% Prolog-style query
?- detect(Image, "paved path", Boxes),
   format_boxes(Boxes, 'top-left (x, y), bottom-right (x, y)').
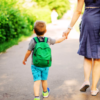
top-left (0, 19), bottom-right (100, 100)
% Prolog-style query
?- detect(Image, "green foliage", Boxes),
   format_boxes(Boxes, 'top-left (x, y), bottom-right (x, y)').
top-left (0, 0), bottom-right (70, 52)
top-left (82, 4), bottom-right (85, 14)
top-left (33, 8), bottom-right (51, 23)
top-left (0, 0), bottom-right (34, 44)
top-left (33, 0), bottom-right (70, 18)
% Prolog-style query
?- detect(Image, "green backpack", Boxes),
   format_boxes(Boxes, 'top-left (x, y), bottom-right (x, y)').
top-left (33, 37), bottom-right (52, 67)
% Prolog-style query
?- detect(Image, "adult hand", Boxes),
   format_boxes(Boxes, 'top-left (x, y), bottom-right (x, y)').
top-left (62, 28), bottom-right (71, 38)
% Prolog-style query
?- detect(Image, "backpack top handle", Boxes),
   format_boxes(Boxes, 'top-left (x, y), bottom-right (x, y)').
top-left (33, 37), bottom-right (48, 43)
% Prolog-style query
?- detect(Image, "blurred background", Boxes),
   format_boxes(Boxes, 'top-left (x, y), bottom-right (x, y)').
top-left (2, 1), bottom-right (98, 100)
top-left (0, 0), bottom-right (83, 53)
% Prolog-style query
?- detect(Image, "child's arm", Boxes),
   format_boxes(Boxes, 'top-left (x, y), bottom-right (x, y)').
top-left (55, 36), bottom-right (66, 44)
top-left (23, 50), bottom-right (32, 65)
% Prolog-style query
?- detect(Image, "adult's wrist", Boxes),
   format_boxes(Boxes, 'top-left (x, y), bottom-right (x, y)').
top-left (68, 25), bottom-right (73, 30)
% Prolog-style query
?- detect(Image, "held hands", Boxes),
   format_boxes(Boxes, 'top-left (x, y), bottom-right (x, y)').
top-left (62, 28), bottom-right (71, 38)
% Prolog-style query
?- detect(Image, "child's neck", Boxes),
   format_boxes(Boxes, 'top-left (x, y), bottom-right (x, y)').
top-left (37, 35), bottom-right (44, 37)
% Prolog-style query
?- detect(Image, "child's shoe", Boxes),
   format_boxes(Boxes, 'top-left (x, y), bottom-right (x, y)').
top-left (42, 87), bottom-right (50, 98)
top-left (34, 97), bottom-right (40, 100)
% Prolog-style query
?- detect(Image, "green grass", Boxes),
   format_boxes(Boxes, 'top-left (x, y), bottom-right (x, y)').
top-left (0, 32), bottom-right (33, 53)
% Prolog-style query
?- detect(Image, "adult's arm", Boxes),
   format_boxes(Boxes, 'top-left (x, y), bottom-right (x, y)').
top-left (63, 0), bottom-right (84, 37)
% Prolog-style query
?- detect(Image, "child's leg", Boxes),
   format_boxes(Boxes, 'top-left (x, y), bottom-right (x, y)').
top-left (42, 80), bottom-right (50, 98)
top-left (33, 80), bottom-right (41, 96)
top-left (41, 67), bottom-right (50, 98)
top-left (41, 80), bottom-right (48, 92)
top-left (41, 67), bottom-right (49, 92)
top-left (31, 65), bottom-right (41, 98)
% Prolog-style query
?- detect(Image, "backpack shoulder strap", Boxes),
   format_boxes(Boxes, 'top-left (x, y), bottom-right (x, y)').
top-left (33, 37), bottom-right (39, 43)
top-left (44, 37), bottom-right (48, 43)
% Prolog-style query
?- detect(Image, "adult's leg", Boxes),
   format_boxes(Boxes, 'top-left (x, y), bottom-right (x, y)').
top-left (33, 80), bottom-right (41, 96)
top-left (80, 57), bottom-right (92, 92)
top-left (91, 59), bottom-right (100, 91)
top-left (84, 57), bottom-right (92, 82)
top-left (41, 80), bottom-right (48, 92)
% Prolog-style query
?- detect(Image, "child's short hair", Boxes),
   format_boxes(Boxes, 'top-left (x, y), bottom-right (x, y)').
top-left (34, 21), bottom-right (46, 36)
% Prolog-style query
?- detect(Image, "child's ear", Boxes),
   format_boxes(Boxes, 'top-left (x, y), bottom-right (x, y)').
top-left (45, 30), bottom-right (47, 33)
top-left (33, 30), bottom-right (36, 34)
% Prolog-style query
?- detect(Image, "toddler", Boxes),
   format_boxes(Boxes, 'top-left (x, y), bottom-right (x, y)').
top-left (23, 21), bottom-right (66, 100)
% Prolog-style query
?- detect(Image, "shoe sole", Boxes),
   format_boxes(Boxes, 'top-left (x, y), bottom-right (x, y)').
top-left (80, 85), bottom-right (89, 92)
top-left (43, 95), bottom-right (49, 98)
top-left (43, 92), bottom-right (50, 98)
top-left (43, 88), bottom-right (50, 98)
top-left (91, 91), bottom-right (99, 96)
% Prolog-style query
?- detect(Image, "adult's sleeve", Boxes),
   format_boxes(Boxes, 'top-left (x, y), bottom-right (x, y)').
top-left (28, 39), bottom-right (35, 51)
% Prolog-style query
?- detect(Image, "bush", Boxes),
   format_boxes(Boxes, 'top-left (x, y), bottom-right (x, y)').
top-left (0, 8), bottom-right (34, 43)
top-left (0, 0), bottom-right (36, 52)
top-left (0, 0), bottom-right (70, 52)
top-left (0, 0), bottom-right (35, 42)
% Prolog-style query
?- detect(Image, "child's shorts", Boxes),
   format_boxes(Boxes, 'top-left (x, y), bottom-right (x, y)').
top-left (31, 65), bottom-right (49, 82)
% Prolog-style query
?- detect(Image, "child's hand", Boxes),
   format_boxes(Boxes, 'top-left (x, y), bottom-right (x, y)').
top-left (64, 35), bottom-right (67, 39)
top-left (23, 60), bottom-right (27, 65)
top-left (62, 33), bottom-right (68, 39)
top-left (23, 50), bottom-right (31, 65)
top-left (62, 35), bottom-right (67, 39)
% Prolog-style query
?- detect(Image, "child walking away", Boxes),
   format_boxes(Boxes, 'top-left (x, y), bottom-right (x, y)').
top-left (23, 21), bottom-right (66, 100)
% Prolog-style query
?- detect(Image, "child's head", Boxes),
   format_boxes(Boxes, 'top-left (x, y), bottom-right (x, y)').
top-left (34, 21), bottom-right (46, 36)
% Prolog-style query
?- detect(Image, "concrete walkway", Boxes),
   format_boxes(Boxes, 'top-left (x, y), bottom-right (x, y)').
top-left (0, 19), bottom-right (100, 100)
